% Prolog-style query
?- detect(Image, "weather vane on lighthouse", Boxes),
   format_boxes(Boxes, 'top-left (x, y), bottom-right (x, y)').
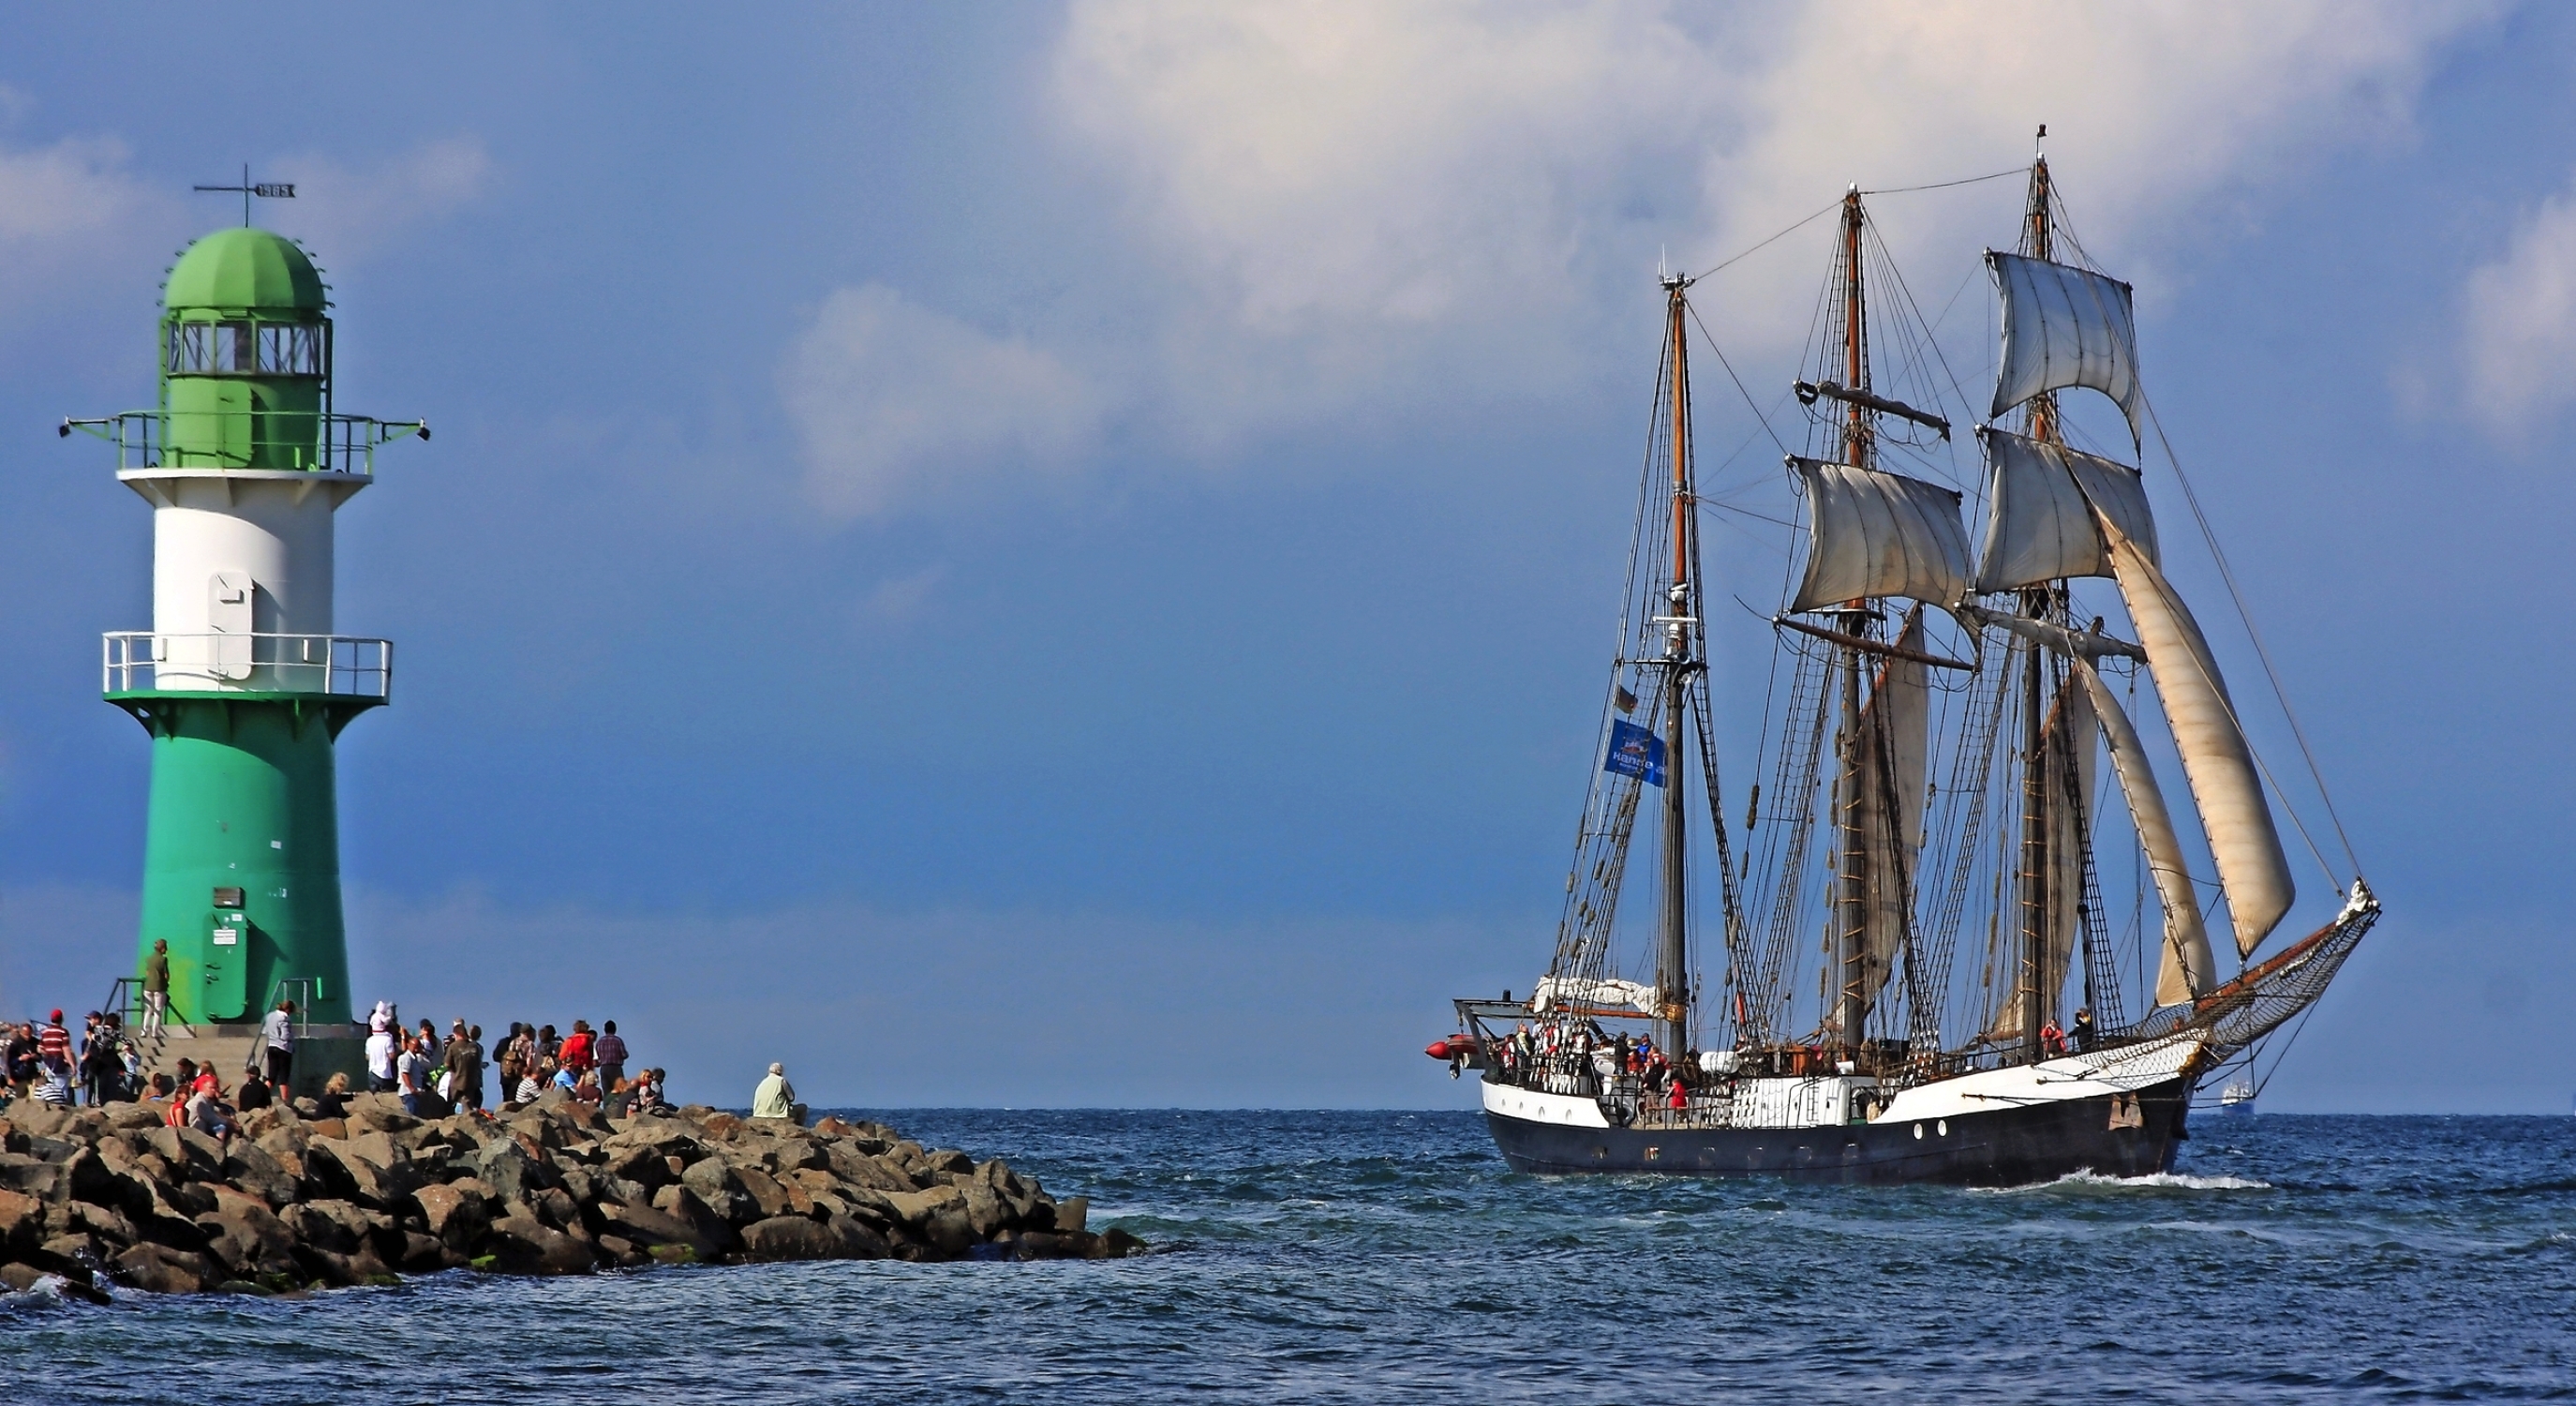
top-left (192, 164), bottom-right (296, 226)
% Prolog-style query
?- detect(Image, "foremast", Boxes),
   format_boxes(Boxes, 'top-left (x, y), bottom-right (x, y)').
top-left (1830, 187), bottom-right (1874, 1059)
top-left (2014, 153), bottom-right (2060, 1066)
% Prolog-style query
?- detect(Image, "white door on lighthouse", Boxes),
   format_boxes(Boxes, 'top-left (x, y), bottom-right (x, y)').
top-left (208, 571), bottom-right (254, 681)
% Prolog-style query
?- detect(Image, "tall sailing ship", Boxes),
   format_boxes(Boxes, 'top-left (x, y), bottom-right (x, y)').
top-left (1431, 153), bottom-right (2375, 1184)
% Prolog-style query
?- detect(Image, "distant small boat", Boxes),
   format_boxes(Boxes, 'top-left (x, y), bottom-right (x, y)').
top-left (2217, 1080), bottom-right (2256, 1116)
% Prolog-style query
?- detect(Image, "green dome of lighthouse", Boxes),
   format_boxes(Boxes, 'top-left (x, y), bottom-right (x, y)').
top-left (163, 228), bottom-right (325, 315)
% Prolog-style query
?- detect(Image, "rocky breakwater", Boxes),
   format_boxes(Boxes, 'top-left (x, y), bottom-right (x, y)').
top-left (0, 1094), bottom-right (1142, 1297)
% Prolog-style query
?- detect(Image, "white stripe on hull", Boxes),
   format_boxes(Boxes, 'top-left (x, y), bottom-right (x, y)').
top-left (1480, 1032), bottom-right (2205, 1133)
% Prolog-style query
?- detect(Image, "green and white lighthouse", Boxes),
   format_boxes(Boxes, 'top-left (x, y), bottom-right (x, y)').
top-left (67, 222), bottom-right (423, 1072)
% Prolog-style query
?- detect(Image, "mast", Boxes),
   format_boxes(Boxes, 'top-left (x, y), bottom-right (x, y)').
top-left (1657, 270), bottom-right (1694, 1057)
top-left (2016, 148), bottom-right (2055, 1064)
top-left (1833, 187), bottom-right (1872, 1054)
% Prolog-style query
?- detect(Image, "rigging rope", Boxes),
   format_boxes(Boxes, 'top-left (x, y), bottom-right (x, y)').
top-left (1860, 165), bottom-right (2032, 196)
top-left (1686, 303), bottom-right (1789, 457)
top-left (1692, 198), bottom-right (1842, 281)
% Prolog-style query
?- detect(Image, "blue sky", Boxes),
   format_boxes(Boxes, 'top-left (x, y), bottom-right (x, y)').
top-left (1, 3), bottom-right (2571, 1110)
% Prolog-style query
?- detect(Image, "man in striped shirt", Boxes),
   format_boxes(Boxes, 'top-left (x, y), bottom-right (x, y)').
top-left (36, 1010), bottom-right (73, 1107)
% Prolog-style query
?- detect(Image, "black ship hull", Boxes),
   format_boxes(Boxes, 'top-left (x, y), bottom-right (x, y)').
top-left (1485, 1074), bottom-right (2193, 1186)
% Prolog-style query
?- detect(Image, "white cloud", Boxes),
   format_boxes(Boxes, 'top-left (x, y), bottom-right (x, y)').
top-left (1052, 0), bottom-right (2494, 427)
top-left (787, 2), bottom-right (2490, 516)
top-left (2459, 172), bottom-right (2576, 437)
top-left (782, 283), bottom-right (1106, 518)
top-left (267, 137), bottom-right (493, 266)
top-left (0, 131), bottom-right (174, 322)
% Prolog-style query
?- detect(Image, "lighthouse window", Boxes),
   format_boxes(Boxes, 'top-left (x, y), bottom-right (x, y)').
top-left (168, 321), bottom-right (250, 373)
top-left (164, 321), bottom-right (322, 375)
top-left (256, 323), bottom-right (323, 374)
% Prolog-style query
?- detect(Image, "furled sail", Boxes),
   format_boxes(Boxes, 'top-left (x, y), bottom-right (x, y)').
top-left (1848, 613), bottom-right (1932, 1014)
top-left (1531, 976), bottom-right (1660, 1015)
top-left (1957, 602), bottom-right (2143, 661)
top-left (1985, 672), bottom-right (2096, 1044)
top-left (1988, 252), bottom-right (2144, 444)
top-left (2070, 660), bottom-right (2215, 1005)
top-left (2097, 516), bottom-right (2295, 956)
top-left (1973, 429), bottom-right (2159, 592)
top-left (1790, 457), bottom-right (1972, 613)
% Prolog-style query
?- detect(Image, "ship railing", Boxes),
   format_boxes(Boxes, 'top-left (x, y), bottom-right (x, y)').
top-left (104, 632), bottom-right (393, 698)
top-left (59, 411), bottom-right (426, 476)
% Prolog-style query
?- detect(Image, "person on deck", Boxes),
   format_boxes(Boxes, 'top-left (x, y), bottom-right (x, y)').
top-left (752, 1062), bottom-right (798, 1122)
top-left (2039, 1017), bottom-right (2067, 1057)
top-left (2071, 1008), bottom-right (2098, 1054)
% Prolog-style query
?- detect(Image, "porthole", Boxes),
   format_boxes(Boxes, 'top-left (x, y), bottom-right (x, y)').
top-left (1913, 1122), bottom-right (1923, 1140)
top-left (1937, 1120), bottom-right (1949, 1135)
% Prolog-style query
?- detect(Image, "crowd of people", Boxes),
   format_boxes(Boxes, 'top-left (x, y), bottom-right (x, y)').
top-left (0, 997), bottom-right (682, 1149)
top-left (4, 1009), bottom-right (142, 1109)
top-left (1492, 1019), bottom-right (1700, 1115)
top-left (354, 1004), bottom-right (674, 1120)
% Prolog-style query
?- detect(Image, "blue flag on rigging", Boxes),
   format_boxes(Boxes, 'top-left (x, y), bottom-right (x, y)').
top-left (1603, 719), bottom-right (1667, 787)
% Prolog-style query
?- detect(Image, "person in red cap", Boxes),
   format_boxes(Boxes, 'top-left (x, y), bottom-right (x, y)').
top-left (36, 1010), bottom-right (73, 1107)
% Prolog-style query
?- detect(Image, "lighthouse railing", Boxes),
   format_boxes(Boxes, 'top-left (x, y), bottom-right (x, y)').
top-left (60, 411), bottom-right (428, 475)
top-left (104, 632), bottom-right (393, 698)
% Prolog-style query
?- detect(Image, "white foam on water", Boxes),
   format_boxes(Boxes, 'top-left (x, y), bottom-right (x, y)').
top-left (1975, 1169), bottom-right (2273, 1194)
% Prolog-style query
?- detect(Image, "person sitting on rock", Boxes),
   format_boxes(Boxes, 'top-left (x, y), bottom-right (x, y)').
top-left (752, 1062), bottom-right (798, 1122)
top-left (628, 1067), bottom-right (669, 1115)
top-left (315, 1070), bottom-right (350, 1120)
top-left (236, 1068), bottom-right (273, 1112)
top-left (186, 1078), bottom-right (235, 1146)
top-left (514, 1062), bottom-right (545, 1108)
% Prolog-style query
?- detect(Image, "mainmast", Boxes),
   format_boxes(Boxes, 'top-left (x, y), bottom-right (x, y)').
top-left (1656, 270), bottom-right (1696, 1057)
top-left (2016, 147), bottom-right (2057, 1064)
top-left (1832, 187), bottom-right (1873, 1054)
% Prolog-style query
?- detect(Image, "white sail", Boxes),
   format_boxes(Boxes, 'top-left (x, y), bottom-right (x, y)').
top-left (1988, 252), bottom-right (2144, 444)
top-left (1791, 458), bottom-right (1972, 613)
top-left (2098, 517), bottom-right (2295, 956)
top-left (2072, 659), bottom-right (2215, 1004)
top-left (1851, 614), bottom-right (1932, 1010)
top-left (1973, 429), bottom-right (2159, 592)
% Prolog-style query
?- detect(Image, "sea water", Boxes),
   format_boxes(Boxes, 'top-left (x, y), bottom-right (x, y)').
top-left (3, 1111), bottom-right (2569, 1402)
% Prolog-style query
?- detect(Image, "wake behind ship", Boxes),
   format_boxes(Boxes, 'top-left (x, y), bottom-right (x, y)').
top-left (1430, 147), bottom-right (2376, 1185)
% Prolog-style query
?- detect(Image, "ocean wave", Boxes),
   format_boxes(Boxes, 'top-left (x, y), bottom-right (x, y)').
top-left (1978, 1169), bottom-right (2274, 1193)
